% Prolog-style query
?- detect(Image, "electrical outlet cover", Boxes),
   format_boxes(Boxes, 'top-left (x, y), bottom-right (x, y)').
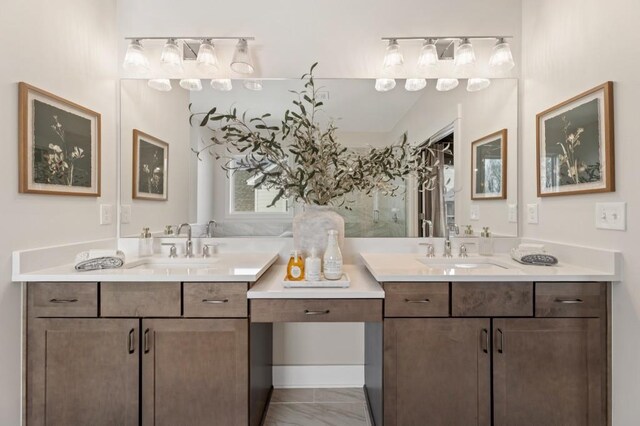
top-left (470, 204), bottom-right (480, 221)
top-left (120, 204), bottom-right (132, 224)
top-left (100, 204), bottom-right (112, 225)
top-left (527, 203), bottom-right (538, 224)
top-left (508, 204), bottom-right (518, 223)
top-left (595, 202), bottom-right (626, 230)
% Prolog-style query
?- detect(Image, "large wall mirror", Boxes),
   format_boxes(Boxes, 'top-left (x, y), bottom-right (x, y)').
top-left (119, 78), bottom-right (518, 238)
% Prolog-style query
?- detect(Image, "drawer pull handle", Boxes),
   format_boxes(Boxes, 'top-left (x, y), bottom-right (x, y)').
top-left (143, 328), bottom-right (150, 354)
top-left (49, 298), bottom-right (78, 304)
top-left (481, 328), bottom-right (489, 353)
top-left (496, 328), bottom-right (504, 354)
top-left (304, 309), bottom-right (330, 315)
top-left (128, 329), bottom-right (135, 354)
top-left (202, 298), bottom-right (229, 304)
top-left (554, 298), bottom-right (584, 304)
top-left (405, 298), bottom-right (430, 303)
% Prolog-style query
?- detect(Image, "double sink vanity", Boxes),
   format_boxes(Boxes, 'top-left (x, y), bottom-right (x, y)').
top-left (13, 239), bottom-right (617, 426)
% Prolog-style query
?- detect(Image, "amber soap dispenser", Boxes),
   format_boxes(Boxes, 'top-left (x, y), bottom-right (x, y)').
top-left (286, 250), bottom-right (305, 281)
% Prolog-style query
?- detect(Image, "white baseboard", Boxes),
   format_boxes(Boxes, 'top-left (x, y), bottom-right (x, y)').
top-left (273, 365), bottom-right (364, 388)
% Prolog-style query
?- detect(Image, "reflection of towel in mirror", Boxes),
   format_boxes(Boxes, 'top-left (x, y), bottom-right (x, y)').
top-left (75, 250), bottom-right (125, 271)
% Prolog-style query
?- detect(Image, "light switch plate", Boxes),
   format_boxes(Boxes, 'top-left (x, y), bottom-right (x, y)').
top-left (527, 203), bottom-right (539, 224)
top-left (470, 204), bottom-right (480, 221)
top-left (100, 204), bottom-right (112, 225)
top-left (120, 205), bottom-right (132, 224)
top-left (595, 202), bottom-right (626, 230)
top-left (508, 204), bottom-right (518, 223)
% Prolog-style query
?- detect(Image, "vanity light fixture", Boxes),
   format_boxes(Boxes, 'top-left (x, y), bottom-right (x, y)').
top-left (405, 78), bottom-right (427, 91)
top-left (179, 79), bottom-right (203, 91)
top-left (489, 37), bottom-right (515, 72)
top-left (147, 78), bottom-right (172, 92)
top-left (383, 39), bottom-right (404, 69)
top-left (467, 78), bottom-right (491, 92)
top-left (230, 38), bottom-right (255, 74)
top-left (211, 78), bottom-right (233, 91)
top-left (417, 38), bottom-right (439, 70)
top-left (196, 39), bottom-right (219, 72)
top-left (454, 38), bottom-right (476, 69)
top-left (122, 39), bottom-right (149, 74)
top-left (436, 78), bottom-right (459, 92)
top-left (160, 38), bottom-right (183, 73)
top-left (243, 80), bottom-right (263, 91)
top-left (375, 78), bottom-right (396, 92)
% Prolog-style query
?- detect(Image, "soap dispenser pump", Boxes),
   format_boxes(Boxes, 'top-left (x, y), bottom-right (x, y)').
top-left (479, 226), bottom-right (494, 256)
top-left (139, 227), bottom-right (154, 257)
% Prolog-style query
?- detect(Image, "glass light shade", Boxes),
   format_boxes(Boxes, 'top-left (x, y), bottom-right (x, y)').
top-left (179, 79), bottom-right (202, 91)
top-left (196, 39), bottom-right (218, 73)
top-left (230, 39), bottom-right (254, 74)
top-left (375, 78), bottom-right (396, 92)
top-left (436, 78), bottom-right (459, 92)
top-left (454, 38), bottom-right (476, 68)
top-left (383, 39), bottom-right (404, 69)
top-left (160, 39), bottom-right (183, 73)
top-left (417, 39), bottom-right (438, 69)
top-left (122, 40), bottom-right (149, 73)
top-left (243, 80), bottom-right (263, 91)
top-left (147, 79), bottom-right (172, 92)
top-left (405, 78), bottom-right (427, 92)
top-left (210, 78), bottom-right (233, 91)
top-left (489, 38), bottom-right (515, 72)
top-left (467, 78), bottom-right (491, 92)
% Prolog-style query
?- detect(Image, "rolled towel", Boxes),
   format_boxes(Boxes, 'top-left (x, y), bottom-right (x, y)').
top-left (75, 250), bottom-right (125, 271)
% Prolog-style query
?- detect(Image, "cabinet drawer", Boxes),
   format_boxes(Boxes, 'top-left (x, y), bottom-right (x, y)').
top-left (101, 282), bottom-right (181, 317)
top-left (183, 283), bottom-right (248, 317)
top-left (28, 282), bottom-right (98, 317)
top-left (452, 282), bottom-right (533, 317)
top-left (384, 282), bottom-right (449, 317)
top-left (250, 299), bottom-right (382, 323)
top-left (535, 282), bottom-right (605, 318)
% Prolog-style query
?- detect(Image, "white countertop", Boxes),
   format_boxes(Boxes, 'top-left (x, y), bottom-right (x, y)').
top-left (14, 253), bottom-right (279, 283)
top-left (248, 264), bottom-right (384, 299)
top-left (360, 253), bottom-right (619, 282)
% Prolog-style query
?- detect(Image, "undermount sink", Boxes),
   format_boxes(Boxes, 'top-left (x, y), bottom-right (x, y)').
top-left (416, 257), bottom-right (510, 271)
top-left (126, 257), bottom-right (220, 270)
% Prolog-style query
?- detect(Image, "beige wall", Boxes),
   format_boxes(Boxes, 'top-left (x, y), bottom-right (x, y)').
top-left (520, 0), bottom-right (640, 422)
top-left (0, 0), bottom-right (118, 423)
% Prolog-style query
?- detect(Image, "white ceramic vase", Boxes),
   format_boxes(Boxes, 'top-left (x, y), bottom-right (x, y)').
top-left (292, 205), bottom-right (345, 255)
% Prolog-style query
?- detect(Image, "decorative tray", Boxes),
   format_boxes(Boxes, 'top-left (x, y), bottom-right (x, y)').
top-left (283, 273), bottom-right (350, 288)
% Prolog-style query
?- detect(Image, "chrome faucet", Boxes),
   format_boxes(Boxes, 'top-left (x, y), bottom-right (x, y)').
top-left (443, 227), bottom-right (453, 258)
top-left (177, 223), bottom-right (194, 258)
top-left (206, 220), bottom-right (217, 238)
top-left (421, 219), bottom-right (434, 238)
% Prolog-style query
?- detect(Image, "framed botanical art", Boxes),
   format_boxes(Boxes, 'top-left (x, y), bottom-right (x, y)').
top-left (537, 82), bottom-right (614, 197)
top-left (132, 129), bottom-right (168, 201)
top-left (19, 83), bottom-right (101, 196)
top-left (471, 129), bottom-right (507, 200)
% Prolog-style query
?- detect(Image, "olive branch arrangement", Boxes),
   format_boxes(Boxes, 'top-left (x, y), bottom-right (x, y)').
top-left (190, 63), bottom-right (446, 207)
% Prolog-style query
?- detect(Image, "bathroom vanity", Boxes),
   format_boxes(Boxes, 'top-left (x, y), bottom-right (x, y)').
top-left (14, 244), bottom-right (617, 426)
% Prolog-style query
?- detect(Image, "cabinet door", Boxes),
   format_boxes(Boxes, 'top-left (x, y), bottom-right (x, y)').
top-left (142, 318), bottom-right (248, 426)
top-left (493, 318), bottom-right (603, 426)
top-left (27, 318), bottom-right (139, 426)
top-left (384, 318), bottom-right (491, 426)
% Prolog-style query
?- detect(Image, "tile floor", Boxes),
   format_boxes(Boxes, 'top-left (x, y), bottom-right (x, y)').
top-left (263, 388), bottom-right (372, 426)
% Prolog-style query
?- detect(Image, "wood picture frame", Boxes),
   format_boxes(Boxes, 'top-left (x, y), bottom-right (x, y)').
top-left (132, 129), bottom-right (169, 201)
top-left (471, 129), bottom-right (508, 200)
top-left (536, 82), bottom-right (615, 197)
top-left (19, 82), bottom-right (101, 196)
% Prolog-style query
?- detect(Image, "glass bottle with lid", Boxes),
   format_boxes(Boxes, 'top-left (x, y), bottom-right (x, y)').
top-left (323, 230), bottom-right (343, 280)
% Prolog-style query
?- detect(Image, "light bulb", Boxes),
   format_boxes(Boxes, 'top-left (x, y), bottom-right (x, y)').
top-left (147, 79), bottom-right (172, 92)
top-left (405, 78), bottom-right (427, 92)
top-left (383, 39), bottom-right (404, 69)
top-left (243, 80), bottom-right (263, 91)
top-left (230, 39), bottom-right (254, 74)
top-left (210, 79), bottom-right (233, 91)
top-left (179, 79), bottom-right (202, 91)
top-left (196, 39), bottom-right (218, 73)
top-left (436, 78), bottom-right (459, 92)
top-left (160, 38), bottom-right (183, 74)
top-left (417, 38), bottom-right (438, 70)
top-left (375, 78), bottom-right (396, 92)
top-left (489, 38), bottom-right (515, 72)
top-left (454, 38), bottom-right (476, 69)
top-left (467, 78), bottom-right (491, 92)
top-left (123, 40), bottom-right (149, 74)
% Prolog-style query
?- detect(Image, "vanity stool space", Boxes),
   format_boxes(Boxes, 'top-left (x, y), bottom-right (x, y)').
top-left (374, 281), bottom-right (610, 426)
top-left (23, 281), bottom-right (258, 426)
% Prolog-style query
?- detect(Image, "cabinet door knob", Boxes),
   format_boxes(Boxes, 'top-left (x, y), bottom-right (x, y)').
top-left (304, 309), bottom-right (330, 315)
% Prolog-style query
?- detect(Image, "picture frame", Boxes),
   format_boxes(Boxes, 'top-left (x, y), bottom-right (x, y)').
top-left (19, 82), bottom-right (101, 196)
top-left (132, 129), bottom-right (169, 201)
top-left (536, 82), bottom-right (614, 197)
top-left (471, 129), bottom-right (507, 200)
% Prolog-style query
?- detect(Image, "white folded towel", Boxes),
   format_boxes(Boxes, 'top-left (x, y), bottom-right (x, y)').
top-left (75, 250), bottom-right (126, 271)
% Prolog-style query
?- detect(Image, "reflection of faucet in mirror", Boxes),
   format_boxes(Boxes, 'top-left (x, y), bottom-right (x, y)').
top-left (206, 220), bottom-right (217, 238)
top-left (177, 223), bottom-right (193, 258)
top-left (421, 219), bottom-right (434, 238)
